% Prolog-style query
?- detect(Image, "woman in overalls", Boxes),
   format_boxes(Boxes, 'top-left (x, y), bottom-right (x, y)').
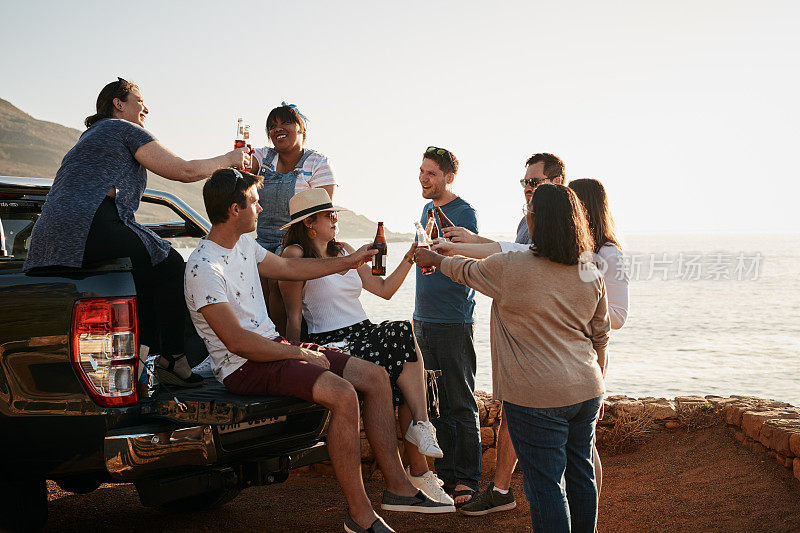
top-left (250, 103), bottom-right (337, 333)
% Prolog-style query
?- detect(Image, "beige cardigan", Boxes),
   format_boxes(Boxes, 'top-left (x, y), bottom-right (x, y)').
top-left (441, 250), bottom-right (609, 408)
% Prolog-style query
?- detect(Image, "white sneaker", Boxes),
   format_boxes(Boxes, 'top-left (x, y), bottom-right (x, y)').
top-left (405, 467), bottom-right (454, 505)
top-left (405, 421), bottom-right (444, 458)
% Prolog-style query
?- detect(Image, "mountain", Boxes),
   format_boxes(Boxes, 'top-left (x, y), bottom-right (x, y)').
top-left (0, 98), bottom-right (411, 241)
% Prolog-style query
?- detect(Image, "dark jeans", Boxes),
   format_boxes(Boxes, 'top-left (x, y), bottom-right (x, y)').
top-left (413, 320), bottom-right (480, 490)
top-left (83, 197), bottom-right (185, 356)
top-left (504, 396), bottom-right (603, 533)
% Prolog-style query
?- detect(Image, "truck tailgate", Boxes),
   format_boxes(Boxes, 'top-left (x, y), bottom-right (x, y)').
top-left (148, 379), bottom-right (325, 426)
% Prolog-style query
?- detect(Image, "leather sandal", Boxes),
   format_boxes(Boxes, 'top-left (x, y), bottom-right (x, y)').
top-left (452, 488), bottom-right (477, 509)
top-left (157, 354), bottom-right (204, 388)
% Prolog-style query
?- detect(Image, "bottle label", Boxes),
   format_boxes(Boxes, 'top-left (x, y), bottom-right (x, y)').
top-left (376, 254), bottom-right (385, 269)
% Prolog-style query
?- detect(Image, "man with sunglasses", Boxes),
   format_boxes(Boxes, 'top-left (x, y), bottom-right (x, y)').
top-left (185, 169), bottom-right (452, 533)
top-left (442, 152), bottom-right (565, 247)
top-left (413, 146), bottom-right (482, 507)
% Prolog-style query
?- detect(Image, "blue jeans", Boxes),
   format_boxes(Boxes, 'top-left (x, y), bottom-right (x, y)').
top-left (413, 320), bottom-right (481, 490)
top-left (504, 396), bottom-right (602, 533)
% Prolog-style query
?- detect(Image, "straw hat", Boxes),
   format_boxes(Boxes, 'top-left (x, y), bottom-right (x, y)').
top-left (280, 188), bottom-right (345, 230)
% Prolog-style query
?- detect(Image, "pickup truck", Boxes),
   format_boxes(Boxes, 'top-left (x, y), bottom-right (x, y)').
top-left (0, 176), bottom-right (330, 531)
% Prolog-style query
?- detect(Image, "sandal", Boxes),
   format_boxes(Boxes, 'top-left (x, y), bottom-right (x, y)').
top-left (157, 354), bottom-right (204, 388)
top-left (452, 488), bottom-right (477, 509)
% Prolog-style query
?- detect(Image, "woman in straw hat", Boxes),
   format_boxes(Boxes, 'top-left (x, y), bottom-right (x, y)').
top-left (279, 188), bottom-right (454, 506)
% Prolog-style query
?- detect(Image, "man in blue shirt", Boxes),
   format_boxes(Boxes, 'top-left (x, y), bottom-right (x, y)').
top-left (413, 146), bottom-right (481, 507)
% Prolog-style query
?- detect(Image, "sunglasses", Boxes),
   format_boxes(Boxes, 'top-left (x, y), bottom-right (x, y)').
top-left (319, 211), bottom-right (338, 222)
top-left (425, 145), bottom-right (456, 163)
top-left (520, 177), bottom-right (552, 188)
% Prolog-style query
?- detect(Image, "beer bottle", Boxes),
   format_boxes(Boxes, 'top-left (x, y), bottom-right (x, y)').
top-left (234, 118), bottom-right (246, 149)
top-left (414, 221), bottom-right (435, 275)
top-left (426, 208), bottom-right (439, 240)
top-left (435, 206), bottom-right (455, 240)
top-left (371, 222), bottom-right (387, 276)
top-left (242, 124), bottom-right (253, 172)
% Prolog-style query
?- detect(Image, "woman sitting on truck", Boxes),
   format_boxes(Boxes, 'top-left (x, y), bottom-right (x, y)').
top-left (278, 188), bottom-right (453, 506)
top-left (23, 77), bottom-right (249, 388)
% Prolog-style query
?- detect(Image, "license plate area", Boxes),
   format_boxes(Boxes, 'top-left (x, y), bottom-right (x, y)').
top-left (217, 415), bottom-right (287, 434)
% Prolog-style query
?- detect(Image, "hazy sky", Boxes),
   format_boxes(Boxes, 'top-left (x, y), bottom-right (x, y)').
top-left (2, 0), bottom-right (798, 235)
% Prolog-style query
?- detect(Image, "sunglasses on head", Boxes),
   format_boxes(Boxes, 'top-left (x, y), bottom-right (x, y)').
top-left (425, 145), bottom-right (456, 161)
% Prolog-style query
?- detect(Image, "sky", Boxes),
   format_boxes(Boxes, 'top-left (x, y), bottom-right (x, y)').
top-left (1, 0), bottom-right (798, 235)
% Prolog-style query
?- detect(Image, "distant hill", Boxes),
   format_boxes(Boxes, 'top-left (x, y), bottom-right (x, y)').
top-left (0, 98), bottom-right (411, 241)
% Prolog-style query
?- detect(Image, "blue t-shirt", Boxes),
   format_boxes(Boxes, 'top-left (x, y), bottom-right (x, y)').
top-left (413, 196), bottom-right (478, 324)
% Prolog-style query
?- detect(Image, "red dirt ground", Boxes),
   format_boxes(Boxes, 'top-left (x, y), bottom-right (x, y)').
top-left (45, 421), bottom-right (800, 532)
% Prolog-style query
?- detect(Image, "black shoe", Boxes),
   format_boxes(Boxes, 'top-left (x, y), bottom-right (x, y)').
top-left (157, 354), bottom-right (204, 388)
top-left (344, 514), bottom-right (395, 533)
top-left (380, 490), bottom-right (455, 513)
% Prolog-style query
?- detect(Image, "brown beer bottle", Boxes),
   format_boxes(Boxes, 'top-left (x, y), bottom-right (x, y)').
top-left (426, 208), bottom-right (439, 240)
top-left (435, 206), bottom-right (455, 240)
top-left (371, 222), bottom-right (387, 276)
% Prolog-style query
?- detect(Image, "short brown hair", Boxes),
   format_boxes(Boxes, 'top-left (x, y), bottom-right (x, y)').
top-left (203, 169), bottom-right (263, 224)
top-left (423, 147), bottom-right (459, 176)
top-left (529, 183), bottom-right (594, 265)
top-left (85, 78), bottom-right (140, 128)
top-left (525, 153), bottom-right (565, 180)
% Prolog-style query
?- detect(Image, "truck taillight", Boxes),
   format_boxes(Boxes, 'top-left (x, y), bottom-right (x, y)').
top-left (71, 298), bottom-right (139, 407)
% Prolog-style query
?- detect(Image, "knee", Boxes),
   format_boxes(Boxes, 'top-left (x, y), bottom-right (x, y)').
top-left (324, 381), bottom-right (359, 413)
top-left (363, 363), bottom-right (390, 394)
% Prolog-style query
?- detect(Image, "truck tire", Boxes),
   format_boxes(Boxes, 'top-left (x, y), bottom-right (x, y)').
top-left (55, 475), bottom-right (102, 495)
top-left (0, 471), bottom-right (48, 531)
top-left (159, 487), bottom-right (241, 512)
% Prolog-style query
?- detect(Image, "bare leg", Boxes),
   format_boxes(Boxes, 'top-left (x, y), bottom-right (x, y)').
top-left (343, 358), bottom-right (417, 497)
top-left (398, 403), bottom-right (430, 477)
top-left (266, 279), bottom-right (287, 338)
top-left (493, 409), bottom-right (518, 491)
top-left (395, 357), bottom-right (429, 423)
top-left (311, 372), bottom-right (376, 528)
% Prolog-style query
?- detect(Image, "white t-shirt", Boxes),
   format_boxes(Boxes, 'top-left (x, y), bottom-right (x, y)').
top-left (184, 235), bottom-right (278, 382)
top-left (498, 241), bottom-right (629, 330)
top-left (252, 147), bottom-right (336, 193)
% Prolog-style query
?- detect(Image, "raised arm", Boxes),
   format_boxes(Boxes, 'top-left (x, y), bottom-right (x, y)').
top-left (258, 243), bottom-right (377, 281)
top-left (200, 302), bottom-right (329, 368)
top-left (441, 226), bottom-right (494, 244)
top-left (414, 247), bottom-right (504, 300)
top-left (432, 238), bottom-right (502, 259)
top-left (355, 242), bottom-right (417, 300)
top-left (135, 141), bottom-right (249, 183)
top-left (278, 245), bottom-right (306, 342)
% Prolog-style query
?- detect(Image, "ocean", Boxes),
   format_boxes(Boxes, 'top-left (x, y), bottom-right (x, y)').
top-left (182, 233), bottom-right (800, 405)
top-left (355, 233), bottom-right (800, 405)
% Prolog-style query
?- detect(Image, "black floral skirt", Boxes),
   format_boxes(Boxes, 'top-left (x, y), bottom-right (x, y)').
top-left (307, 320), bottom-right (417, 406)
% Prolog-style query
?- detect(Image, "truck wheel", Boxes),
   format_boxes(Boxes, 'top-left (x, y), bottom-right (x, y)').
top-left (0, 472), bottom-right (48, 531)
top-left (55, 475), bottom-right (102, 495)
top-left (159, 487), bottom-right (241, 512)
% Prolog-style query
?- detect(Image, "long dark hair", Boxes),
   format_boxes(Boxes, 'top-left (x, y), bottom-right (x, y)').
top-left (282, 215), bottom-right (344, 259)
top-left (568, 178), bottom-right (622, 253)
top-left (84, 78), bottom-right (140, 128)
top-left (529, 183), bottom-right (594, 265)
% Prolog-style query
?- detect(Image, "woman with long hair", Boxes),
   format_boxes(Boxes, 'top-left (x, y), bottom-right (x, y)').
top-left (415, 183), bottom-right (610, 532)
top-left (278, 188), bottom-right (454, 507)
top-left (24, 78), bottom-right (249, 387)
top-left (432, 178), bottom-right (629, 517)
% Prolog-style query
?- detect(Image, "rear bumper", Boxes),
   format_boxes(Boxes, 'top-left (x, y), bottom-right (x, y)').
top-left (104, 425), bottom-right (218, 481)
top-left (104, 423), bottom-right (329, 482)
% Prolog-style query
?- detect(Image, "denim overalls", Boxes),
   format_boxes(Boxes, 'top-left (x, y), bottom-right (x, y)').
top-left (255, 148), bottom-right (313, 253)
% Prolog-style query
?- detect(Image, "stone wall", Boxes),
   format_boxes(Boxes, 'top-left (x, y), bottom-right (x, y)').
top-left (314, 392), bottom-right (800, 487)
